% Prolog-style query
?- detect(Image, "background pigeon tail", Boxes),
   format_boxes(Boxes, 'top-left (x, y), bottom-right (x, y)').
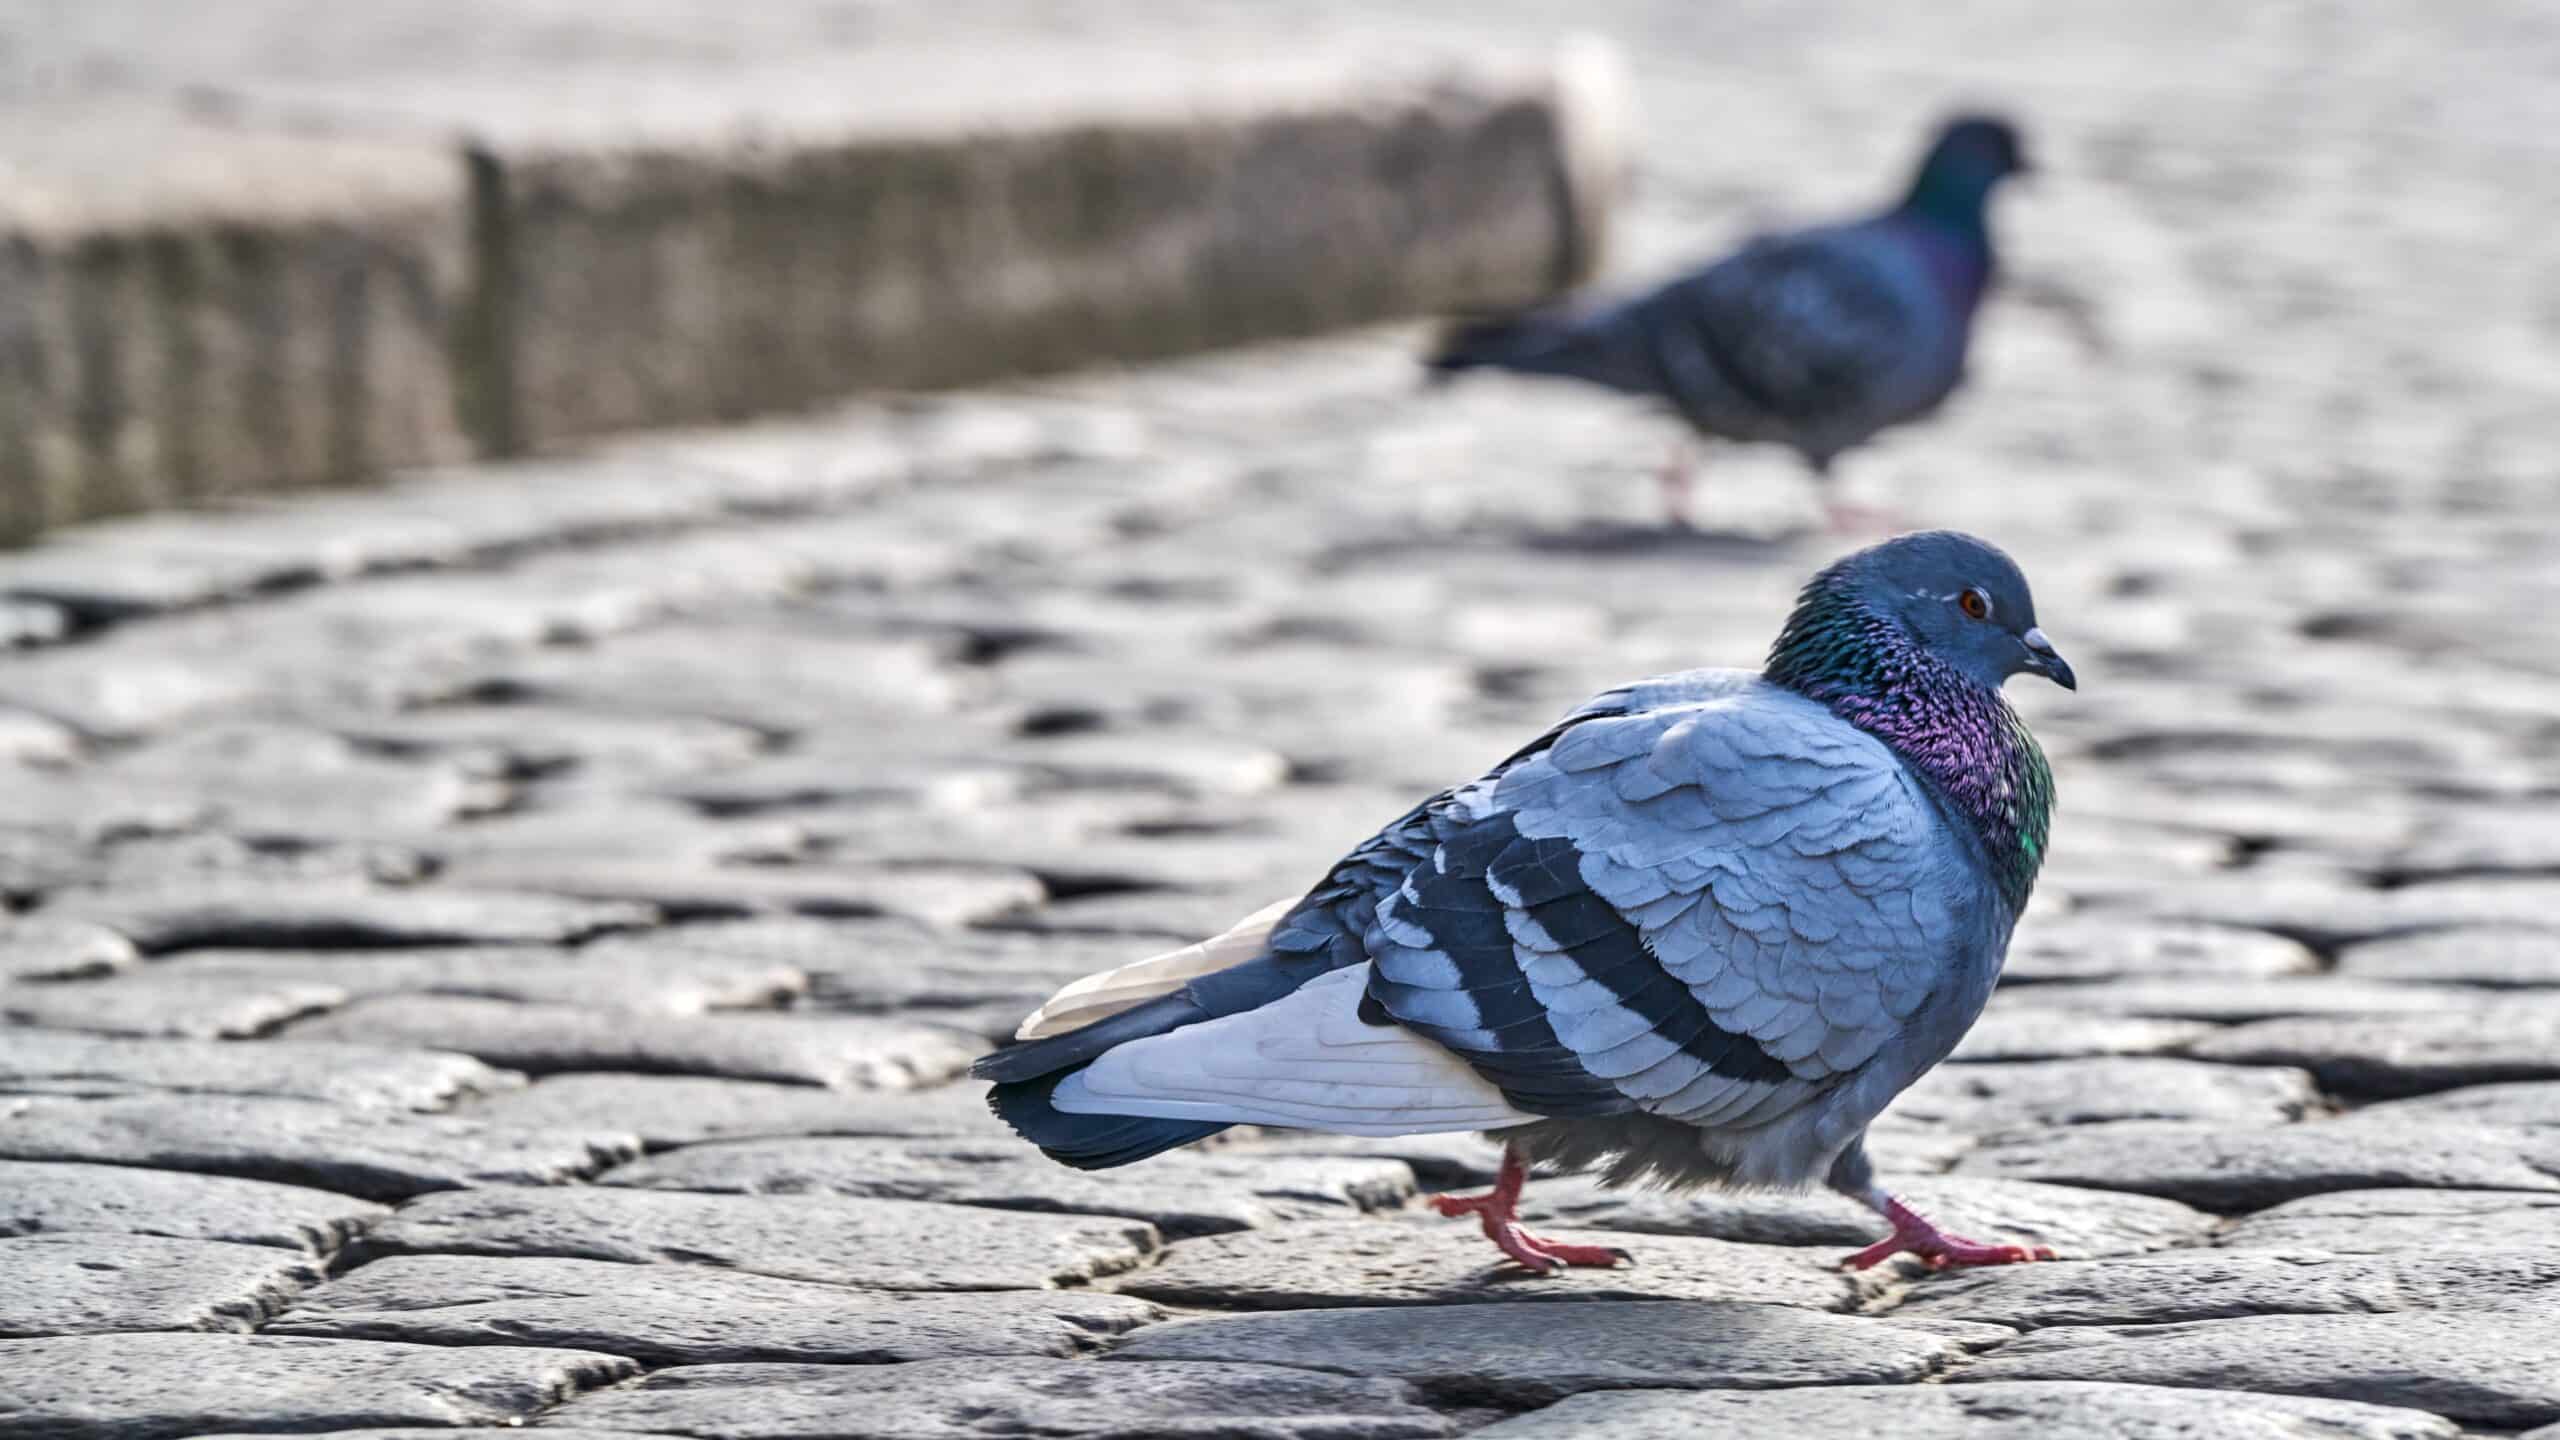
top-left (986, 1073), bottom-right (1230, 1169)
top-left (1424, 307), bottom-right (1657, 396)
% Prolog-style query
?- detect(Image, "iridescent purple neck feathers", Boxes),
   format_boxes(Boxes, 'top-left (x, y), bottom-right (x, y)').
top-left (1764, 579), bottom-right (2053, 911)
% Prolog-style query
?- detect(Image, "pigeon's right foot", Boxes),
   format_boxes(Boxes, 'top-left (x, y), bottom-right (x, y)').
top-left (1840, 1190), bottom-right (2057, 1272)
top-left (1657, 444), bottom-right (1700, 529)
top-left (1430, 1146), bottom-right (1631, 1274)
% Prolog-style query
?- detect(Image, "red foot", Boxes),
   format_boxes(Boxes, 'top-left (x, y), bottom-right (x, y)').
top-left (1841, 1192), bottom-right (2058, 1272)
top-left (1659, 446), bottom-right (1700, 531)
top-left (1821, 498), bottom-right (1905, 535)
top-left (1430, 1148), bottom-right (1632, 1274)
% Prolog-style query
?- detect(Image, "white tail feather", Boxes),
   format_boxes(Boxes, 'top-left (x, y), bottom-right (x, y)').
top-left (1014, 896), bottom-right (1298, 1041)
top-left (1049, 965), bottom-right (1538, 1136)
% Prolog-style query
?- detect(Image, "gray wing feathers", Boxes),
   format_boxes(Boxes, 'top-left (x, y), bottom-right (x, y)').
top-left (1494, 687), bottom-right (1962, 1120)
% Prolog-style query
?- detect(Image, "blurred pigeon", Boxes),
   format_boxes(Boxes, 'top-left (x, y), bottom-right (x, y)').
top-left (980, 531), bottom-right (2075, 1273)
top-left (1428, 115), bottom-right (2030, 529)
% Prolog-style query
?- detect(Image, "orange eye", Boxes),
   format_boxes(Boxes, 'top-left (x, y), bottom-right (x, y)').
top-left (1958, 588), bottom-right (1992, 621)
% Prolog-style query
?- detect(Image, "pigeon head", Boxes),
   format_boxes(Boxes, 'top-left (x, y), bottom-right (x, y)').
top-left (1768, 530), bottom-right (2074, 695)
top-left (1766, 529), bottom-right (2063, 911)
top-left (1902, 114), bottom-right (2029, 225)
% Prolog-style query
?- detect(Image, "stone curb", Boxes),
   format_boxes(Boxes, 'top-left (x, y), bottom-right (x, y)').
top-left (0, 44), bottom-right (1625, 544)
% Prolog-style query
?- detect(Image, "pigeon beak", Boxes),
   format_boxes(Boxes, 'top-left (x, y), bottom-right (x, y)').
top-left (2020, 627), bottom-right (2075, 691)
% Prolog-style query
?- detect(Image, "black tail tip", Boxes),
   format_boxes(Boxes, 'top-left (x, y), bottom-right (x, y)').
top-left (985, 1075), bottom-right (1231, 1171)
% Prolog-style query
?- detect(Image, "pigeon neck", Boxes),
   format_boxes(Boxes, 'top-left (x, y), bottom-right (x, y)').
top-left (1765, 596), bottom-right (2053, 912)
top-left (1896, 174), bottom-right (1999, 299)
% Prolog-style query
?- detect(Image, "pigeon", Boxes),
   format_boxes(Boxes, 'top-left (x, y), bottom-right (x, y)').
top-left (1427, 115), bottom-right (2030, 529)
top-left (979, 531), bottom-right (2075, 1273)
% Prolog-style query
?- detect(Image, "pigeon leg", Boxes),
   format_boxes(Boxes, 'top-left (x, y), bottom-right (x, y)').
top-left (1840, 1187), bottom-right (2058, 1272)
top-left (1430, 1145), bottom-right (1631, 1273)
top-left (1658, 441), bottom-right (1700, 529)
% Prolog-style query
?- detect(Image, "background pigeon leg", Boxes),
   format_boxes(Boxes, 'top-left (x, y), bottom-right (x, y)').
top-left (1839, 1185), bottom-right (2058, 1271)
top-left (1429, 1143), bottom-right (1632, 1273)
top-left (1658, 440), bottom-right (1700, 528)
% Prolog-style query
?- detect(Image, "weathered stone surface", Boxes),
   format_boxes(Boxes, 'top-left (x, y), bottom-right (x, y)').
top-left (155, 943), bottom-right (805, 1014)
top-left (1952, 1312), bottom-right (2560, 1427)
top-left (0, 1233), bottom-right (322, 1336)
top-left (2001, 916), bottom-right (2321, 986)
top-left (1529, 1175), bottom-right (2213, 1258)
top-left (336, 705), bottom-right (766, 787)
top-left (2217, 1189), bottom-right (2560, 1254)
top-left (51, 882), bottom-right (654, 952)
top-left (0, 1095), bottom-right (636, 1200)
top-left (1893, 1246), bottom-right (2560, 1328)
top-left (1222, 1131), bottom-right (1511, 1189)
top-left (458, 1074), bottom-right (1010, 1148)
top-left (2013, 978), bottom-right (2480, 1023)
top-left (0, 919), bottom-right (137, 984)
top-left (17, 831), bottom-right (429, 900)
top-left (594, 915), bottom-right (1131, 1022)
top-left (0, 1332), bottom-right (635, 1440)
top-left (475, 626), bottom-right (972, 731)
top-left (287, 995), bottom-right (977, 1088)
top-left (1108, 1301), bottom-right (1992, 1405)
top-left (432, 854), bottom-right (1047, 930)
top-left (356, 1185), bottom-right (1156, 1291)
top-left (0, 1029), bottom-right (512, 1108)
top-left (1891, 1057), bottom-right (2319, 1133)
top-left (0, 1160), bottom-right (386, 1250)
top-left (1113, 1216), bottom-right (1864, 1311)
top-left (0, 109), bottom-right (472, 546)
top-left (204, 1432), bottom-right (652, 1440)
top-left (208, 1424), bottom-right (655, 1434)
top-left (2355, 1080), bottom-right (2560, 1130)
top-left (33, 723), bottom-right (503, 837)
top-left (543, 1358), bottom-right (1458, 1440)
top-left (1, 971), bottom-right (344, 1037)
top-left (270, 1254), bottom-right (1158, 1364)
top-left (2111, 877), bottom-right (2560, 953)
top-left (600, 1137), bottom-right (1412, 1236)
top-left (1474, 1383), bottom-right (2461, 1440)
top-left (2336, 926), bottom-right (2560, 988)
top-left (1949, 1009), bottom-right (2213, 1062)
top-left (2187, 1007), bottom-right (2560, 1096)
top-left (1954, 1122), bottom-right (2560, 1211)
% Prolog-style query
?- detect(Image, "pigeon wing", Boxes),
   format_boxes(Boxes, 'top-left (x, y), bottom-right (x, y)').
top-left (1645, 227), bottom-right (1928, 438)
top-left (1364, 683), bottom-right (1973, 1131)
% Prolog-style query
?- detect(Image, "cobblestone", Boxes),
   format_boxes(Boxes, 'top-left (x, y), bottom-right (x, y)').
top-left (0, 1161), bottom-right (387, 1251)
top-left (0, 1332), bottom-right (635, 1440)
top-left (353, 1186), bottom-right (1160, 1291)
top-left (267, 1255), bottom-right (1160, 1364)
top-left (1471, 1385), bottom-right (2462, 1440)
top-left (1951, 1312), bottom-right (2560, 1428)
top-left (1108, 1302), bottom-right (2001, 1406)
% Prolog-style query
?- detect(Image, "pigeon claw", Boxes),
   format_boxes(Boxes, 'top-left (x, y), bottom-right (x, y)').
top-left (1840, 1193), bottom-right (2060, 1272)
top-left (1429, 1146), bottom-right (1630, 1274)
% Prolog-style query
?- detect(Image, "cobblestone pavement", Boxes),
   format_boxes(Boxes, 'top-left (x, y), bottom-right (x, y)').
top-left (9, 4), bottom-right (2560, 1439)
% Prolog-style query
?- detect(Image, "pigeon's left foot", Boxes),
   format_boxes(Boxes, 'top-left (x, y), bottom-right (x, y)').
top-left (1840, 1190), bottom-right (2057, 1272)
top-left (1821, 496), bottom-right (1905, 534)
top-left (1658, 443), bottom-right (1700, 529)
top-left (1430, 1146), bottom-right (1631, 1274)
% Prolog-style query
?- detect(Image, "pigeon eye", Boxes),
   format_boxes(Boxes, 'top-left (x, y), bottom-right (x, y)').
top-left (1958, 588), bottom-right (1993, 621)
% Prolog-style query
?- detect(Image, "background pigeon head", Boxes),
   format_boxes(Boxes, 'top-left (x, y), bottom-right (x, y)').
top-left (1770, 530), bottom-right (2075, 694)
top-left (1904, 114), bottom-right (2030, 224)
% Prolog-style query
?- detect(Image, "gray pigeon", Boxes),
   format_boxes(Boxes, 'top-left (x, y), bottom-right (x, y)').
top-left (980, 531), bottom-right (2076, 1273)
top-left (1428, 115), bottom-right (2029, 528)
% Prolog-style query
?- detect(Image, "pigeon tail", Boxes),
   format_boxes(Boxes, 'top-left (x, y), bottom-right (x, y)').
top-left (1424, 306), bottom-right (1658, 396)
top-left (975, 989), bottom-right (1233, 1168)
top-left (987, 1072), bottom-right (1230, 1170)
